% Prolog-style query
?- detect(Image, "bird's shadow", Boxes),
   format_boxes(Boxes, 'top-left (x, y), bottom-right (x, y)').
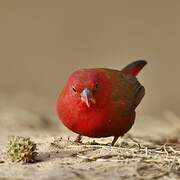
top-left (35, 139), bottom-right (117, 163)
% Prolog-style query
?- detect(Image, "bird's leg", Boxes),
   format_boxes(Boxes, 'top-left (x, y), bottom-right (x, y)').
top-left (74, 134), bottom-right (82, 143)
top-left (111, 136), bottom-right (119, 146)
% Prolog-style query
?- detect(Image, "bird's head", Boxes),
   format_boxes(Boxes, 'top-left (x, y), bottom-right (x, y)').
top-left (63, 69), bottom-right (111, 108)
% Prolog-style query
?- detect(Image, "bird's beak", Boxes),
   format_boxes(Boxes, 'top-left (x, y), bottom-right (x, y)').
top-left (81, 88), bottom-right (96, 107)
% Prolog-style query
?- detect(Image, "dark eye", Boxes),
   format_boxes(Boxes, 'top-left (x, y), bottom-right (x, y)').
top-left (72, 86), bottom-right (77, 93)
top-left (93, 83), bottom-right (99, 95)
top-left (95, 83), bottom-right (98, 89)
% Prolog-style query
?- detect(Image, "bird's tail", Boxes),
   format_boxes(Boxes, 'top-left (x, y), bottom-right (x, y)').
top-left (121, 60), bottom-right (147, 77)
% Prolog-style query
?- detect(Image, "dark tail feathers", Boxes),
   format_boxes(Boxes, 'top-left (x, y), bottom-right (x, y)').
top-left (121, 60), bottom-right (147, 77)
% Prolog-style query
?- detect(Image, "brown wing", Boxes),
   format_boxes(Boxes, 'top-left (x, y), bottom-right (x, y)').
top-left (102, 69), bottom-right (145, 115)
top-left (121, 73), bottom-right (145, 113)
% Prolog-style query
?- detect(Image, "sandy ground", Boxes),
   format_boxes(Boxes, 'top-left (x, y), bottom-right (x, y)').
top-left (0, 94), bottom-right (180, 180)
top-left (1, 1), bottom-right (180, 179)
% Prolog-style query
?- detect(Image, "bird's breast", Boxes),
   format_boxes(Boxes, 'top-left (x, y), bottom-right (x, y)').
top-left (57, 97), bottom-right (135, 138)
top-left (58, 99), bottom-right (113, 137)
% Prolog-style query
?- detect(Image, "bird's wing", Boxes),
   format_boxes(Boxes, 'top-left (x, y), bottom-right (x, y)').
top-left (109, 70), bottom-right (145, 115)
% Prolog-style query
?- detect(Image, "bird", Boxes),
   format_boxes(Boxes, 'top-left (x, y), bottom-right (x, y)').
top-left (56, 60), bottom-right (147, 146)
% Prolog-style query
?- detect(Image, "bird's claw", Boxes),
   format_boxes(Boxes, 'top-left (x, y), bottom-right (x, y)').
top-left (74, 134), bottom-right (82, 144)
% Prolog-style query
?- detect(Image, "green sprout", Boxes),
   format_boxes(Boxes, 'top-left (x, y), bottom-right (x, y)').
top-left (7, 136), bottom-right (38, 163)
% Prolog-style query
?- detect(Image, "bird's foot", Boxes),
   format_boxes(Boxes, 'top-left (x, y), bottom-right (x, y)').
top-left (74, 134), bottom-right (82, 144)
top-left (111, 136), bottom-right (119, 146)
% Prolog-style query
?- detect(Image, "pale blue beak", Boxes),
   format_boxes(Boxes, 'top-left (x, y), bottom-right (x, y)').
top-left (81, 88), bottom-right (96, 107)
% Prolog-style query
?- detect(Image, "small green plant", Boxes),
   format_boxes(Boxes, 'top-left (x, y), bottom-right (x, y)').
top-left (7, 136), bottom-right (38, 163)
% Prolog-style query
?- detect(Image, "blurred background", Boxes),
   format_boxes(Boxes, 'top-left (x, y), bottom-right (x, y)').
top-left (0, 0), bottom-right (180, 136)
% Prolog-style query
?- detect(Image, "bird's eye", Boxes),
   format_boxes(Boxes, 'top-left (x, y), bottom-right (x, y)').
top-left (93, 83), bottom-right (99, 95)
top-left (95, 83), bottom-right (98, 89)
top-left (72, 86), bottom-right (77, 93)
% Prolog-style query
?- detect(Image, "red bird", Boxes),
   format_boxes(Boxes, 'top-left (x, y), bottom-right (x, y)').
top-left (57, 60), bottom-right (147, 145)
